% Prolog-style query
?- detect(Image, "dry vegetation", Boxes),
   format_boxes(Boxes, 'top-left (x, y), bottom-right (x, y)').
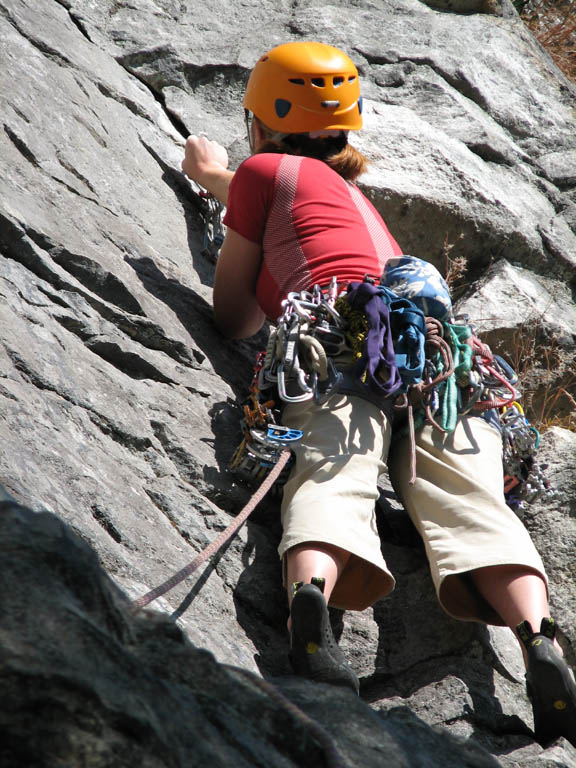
top-left (516, 1), bottom-right (576, 429)
top-left (495, 320), bottom-right (576, 432)
top-left (517, 0), bottom-right (576, 81)
top-left (444, 246), bottom-right (576, 432)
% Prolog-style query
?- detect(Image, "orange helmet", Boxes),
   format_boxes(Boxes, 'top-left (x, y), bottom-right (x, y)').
top-left (243, 41), bottom-right (363, 133)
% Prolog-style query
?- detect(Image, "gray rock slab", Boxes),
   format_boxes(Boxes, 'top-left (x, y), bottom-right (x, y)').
top-left (1, 500), bottom-right (506, 768)
top-left (456, 258), bottom-right (576, 346)
top-left (1, 0), bottom-right (575, 763)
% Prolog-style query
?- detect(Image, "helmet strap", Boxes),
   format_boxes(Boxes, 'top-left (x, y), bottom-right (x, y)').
top-left (244, 109), bottom-right (255, 153)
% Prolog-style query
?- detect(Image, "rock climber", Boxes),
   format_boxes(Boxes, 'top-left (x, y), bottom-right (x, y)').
top-left (181, 40), bottom-right (576, 747)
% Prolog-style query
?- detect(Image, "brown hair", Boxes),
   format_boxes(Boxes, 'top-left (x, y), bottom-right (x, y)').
top-left (255, 125), bottom-right (368, 182)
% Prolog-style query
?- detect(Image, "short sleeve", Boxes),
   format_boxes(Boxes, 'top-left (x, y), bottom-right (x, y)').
top-left (223, 154), bottom-right (279, 244)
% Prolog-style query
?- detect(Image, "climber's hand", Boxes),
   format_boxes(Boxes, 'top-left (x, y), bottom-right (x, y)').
top-left (182, 136), bottom-right (232, 204)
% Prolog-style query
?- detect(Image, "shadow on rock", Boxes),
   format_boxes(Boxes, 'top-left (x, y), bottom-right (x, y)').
top-left (366, 489), bottom-right (534, 749)
top-left (203, 398), bottom-right (248, 485)
top-left (125, 254), bottom-right (266, 398)
top-left (232, 515), bottom-right (293, 677)
top-left (0, 494), bottom-right (512, 767)
top-left (140, 137), bottom-right (218, 288)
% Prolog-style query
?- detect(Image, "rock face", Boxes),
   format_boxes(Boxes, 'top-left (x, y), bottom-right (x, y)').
top-left (0, 0), bottom-right (575, 765)
top-left (0, 498), bottom-right (506, 768)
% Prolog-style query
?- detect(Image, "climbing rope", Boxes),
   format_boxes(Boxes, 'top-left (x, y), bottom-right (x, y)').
top-left (133, 449), bottom-right (291, 610)
top-left (133, 449), bottom-right (350, 768)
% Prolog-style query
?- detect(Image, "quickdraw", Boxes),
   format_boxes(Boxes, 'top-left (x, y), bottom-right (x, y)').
top-left (500, 401), bottom-right (553, 512)
top-left (199, 191), bottom-right (225, 263)
top-left (187, 182), bottom-right (225, 263)
top-left (260, 278), bottom-right (346, 405)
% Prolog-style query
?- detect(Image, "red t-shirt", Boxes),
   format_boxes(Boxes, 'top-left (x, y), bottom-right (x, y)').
top-left (223, 153), bottom-right (403, 320)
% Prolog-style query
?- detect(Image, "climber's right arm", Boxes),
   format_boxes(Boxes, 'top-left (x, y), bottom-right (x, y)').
top-left (212, 228), bottom-right (265, 339)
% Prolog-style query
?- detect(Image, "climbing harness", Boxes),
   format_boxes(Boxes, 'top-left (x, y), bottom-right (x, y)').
top-left (229, 268), bottom-right (552, 509)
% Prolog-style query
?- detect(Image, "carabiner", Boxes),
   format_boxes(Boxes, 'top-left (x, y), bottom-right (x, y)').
top-left (492, 355), bottom-right (519, 386)
top-left (277, 364), bottom-right (314, 403)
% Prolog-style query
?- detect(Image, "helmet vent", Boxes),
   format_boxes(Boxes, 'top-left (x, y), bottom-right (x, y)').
top-left (311, 77), bottom-right (325, 87)
top-left (333, 76), bottom-right (344, 87)
top-left (348, 76), bottom-right (356, 82)
top-left (322, 100), bottom-right (340, 109)
top-left (289, 78), bottom-right (305, 85)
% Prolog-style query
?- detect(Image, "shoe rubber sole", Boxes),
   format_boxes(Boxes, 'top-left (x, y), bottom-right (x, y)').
top-left (289, 584), bottom-right (359, 694)
top-left (527, 636), bottom-right (576, 747)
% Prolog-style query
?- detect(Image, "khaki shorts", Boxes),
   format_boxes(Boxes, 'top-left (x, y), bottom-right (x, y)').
top-left (280, 395), bottom-right (547, 623)
top-left (280, 394), bottom-right (395, 611)
top-left (389, 415), bottom-right (547, 624)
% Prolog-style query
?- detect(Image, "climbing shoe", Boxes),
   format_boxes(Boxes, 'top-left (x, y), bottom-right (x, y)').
top-left (517, 618), bottom-right (576, 748)
top-left (289, 578), bottom-right (360, 695)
